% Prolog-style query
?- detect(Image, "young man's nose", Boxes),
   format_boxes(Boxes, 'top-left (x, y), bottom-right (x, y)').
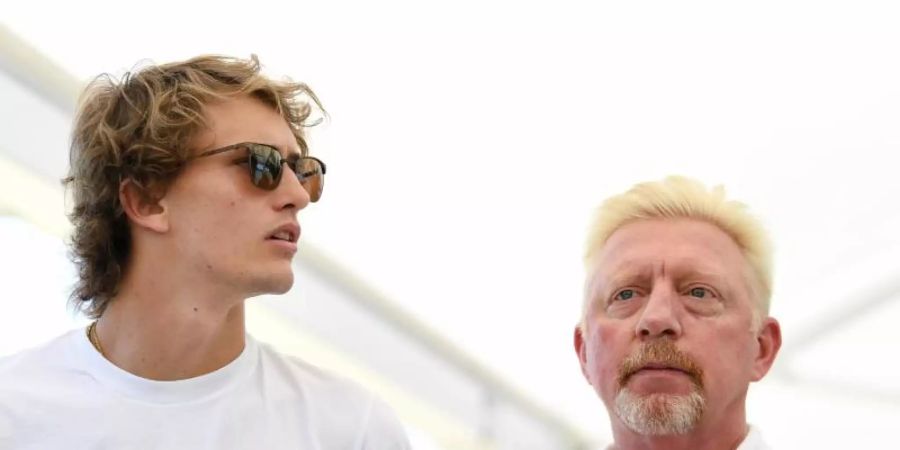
top-left (273, 167), bottom-right (311, 212)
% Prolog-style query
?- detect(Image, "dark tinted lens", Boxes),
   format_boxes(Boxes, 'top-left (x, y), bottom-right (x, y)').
top-left (247, 144), bottom-right (283, 190)
top-left (295, 157), bottom-right (325, 202)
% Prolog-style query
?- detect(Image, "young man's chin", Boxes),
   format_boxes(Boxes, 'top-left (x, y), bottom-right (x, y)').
top-left (243, 270), bottom-right (295, 298)
top-left (267, 272), bottom-right (295, 295)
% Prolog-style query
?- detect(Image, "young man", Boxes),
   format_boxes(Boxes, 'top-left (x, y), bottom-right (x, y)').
top-left (574, 176), bottom-right (782, 450)
top-left (0, 55), bottom-right (410, 449)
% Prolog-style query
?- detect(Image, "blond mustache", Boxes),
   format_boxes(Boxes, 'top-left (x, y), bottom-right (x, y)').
top-left (617, 339), bottom-right (704, 390)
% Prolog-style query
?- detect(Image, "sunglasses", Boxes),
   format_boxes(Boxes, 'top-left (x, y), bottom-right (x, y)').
top-left (192, 142), bottom-right (326, 202)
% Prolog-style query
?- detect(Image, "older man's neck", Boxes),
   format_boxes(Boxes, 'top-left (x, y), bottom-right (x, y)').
top-left (610, 417), bottom-right (749, 450)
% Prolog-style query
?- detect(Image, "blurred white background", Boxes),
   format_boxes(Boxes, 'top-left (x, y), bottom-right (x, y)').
top-left (2, 1), bottom-right (900, 448)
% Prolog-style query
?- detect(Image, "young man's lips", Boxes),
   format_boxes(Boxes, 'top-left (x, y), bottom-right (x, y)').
top-left (268, 239), bottom-right (298, 254)
top-left (265, 223), bottom-right (301, 255)
top-left (266, 223), bottom-right (301, 243)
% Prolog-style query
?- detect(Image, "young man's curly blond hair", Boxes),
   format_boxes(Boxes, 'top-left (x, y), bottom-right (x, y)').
top-left (64, 54), bottom-right (324, 318)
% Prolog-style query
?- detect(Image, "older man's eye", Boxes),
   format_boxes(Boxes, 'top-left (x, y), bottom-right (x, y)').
top-left (688, 287), bottom-right (712, 298)
top-left (614, 289), bottom-right (636, 301)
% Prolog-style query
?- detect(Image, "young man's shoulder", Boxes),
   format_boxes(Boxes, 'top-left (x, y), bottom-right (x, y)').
top-left (251, 336), bottom-right (382, 409)
top-left (0, 329), bottom-right (82, 382)
top-left (248, 336), bottom-right (412, 449)
top-left (0, 332), bottom-right (411, 449)
top-left (0, 329), bottom-right (92, 441)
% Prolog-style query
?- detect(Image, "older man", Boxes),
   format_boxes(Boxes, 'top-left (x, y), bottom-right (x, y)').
top-left (574, 176), bottom-right (782, 450)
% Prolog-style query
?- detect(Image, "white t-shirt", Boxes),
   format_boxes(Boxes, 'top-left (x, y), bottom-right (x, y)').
top-left (0, 329), bottom-right (411, 450)
top-left (604, 425), bottom-right (771, 450)
top-left (737, 426), bottom-right (771, 450)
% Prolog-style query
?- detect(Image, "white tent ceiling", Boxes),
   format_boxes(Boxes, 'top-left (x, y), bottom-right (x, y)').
top-left (3, 1), bottom-right (899, 447)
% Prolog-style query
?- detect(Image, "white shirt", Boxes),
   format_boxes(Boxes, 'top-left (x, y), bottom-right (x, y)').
top-left (0, 329), bottom-right (410, 450)
top-left (737, 426), bottom-right (771, 450)
top-left (604, 425), bottom-right (771, 450)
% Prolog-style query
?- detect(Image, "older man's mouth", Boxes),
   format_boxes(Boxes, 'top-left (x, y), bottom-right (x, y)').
top-left (622, 362), bottom-right (703, 395)
top-left (617, 338), bottom-right (706, 390)
top-left (626, 364), bottom-right (690, 380)
top-left (639, 363), bottom-right (690, 373)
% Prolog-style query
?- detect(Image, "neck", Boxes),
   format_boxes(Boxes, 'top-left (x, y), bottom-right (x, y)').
top-left (92, 254), bottom-right (248, 381)
top-left (609, 400), bottom-right (749, 450)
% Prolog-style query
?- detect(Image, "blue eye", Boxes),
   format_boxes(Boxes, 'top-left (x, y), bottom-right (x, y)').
top-left (689, 287), bottom-right (710, 298)
top-left (614, 289), bottom-right (636, 301)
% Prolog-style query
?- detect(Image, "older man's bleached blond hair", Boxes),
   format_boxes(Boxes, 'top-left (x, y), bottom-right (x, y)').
top-left (582, 176), bottom-right (773, 324)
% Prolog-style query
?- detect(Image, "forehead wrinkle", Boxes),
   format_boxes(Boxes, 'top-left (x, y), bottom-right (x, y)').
top-left (601, 260), bottom-right (655, 291)
top-left (664, 257), bottom-right (733, 286)
top-left (602, 257), bottom-right (731, 289)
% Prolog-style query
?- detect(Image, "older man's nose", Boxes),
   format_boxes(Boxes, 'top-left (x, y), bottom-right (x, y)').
top-left (635, 286), bottom-right (683, 339)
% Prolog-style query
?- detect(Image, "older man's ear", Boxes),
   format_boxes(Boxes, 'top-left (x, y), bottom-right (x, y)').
top-left (574, 325), bottom-right (590, 382)
top-left (751, 317), bottom-right (782, 382)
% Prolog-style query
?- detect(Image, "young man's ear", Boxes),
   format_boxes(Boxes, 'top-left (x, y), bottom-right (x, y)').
top-left (119, 179), bottom-right (169, 233)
